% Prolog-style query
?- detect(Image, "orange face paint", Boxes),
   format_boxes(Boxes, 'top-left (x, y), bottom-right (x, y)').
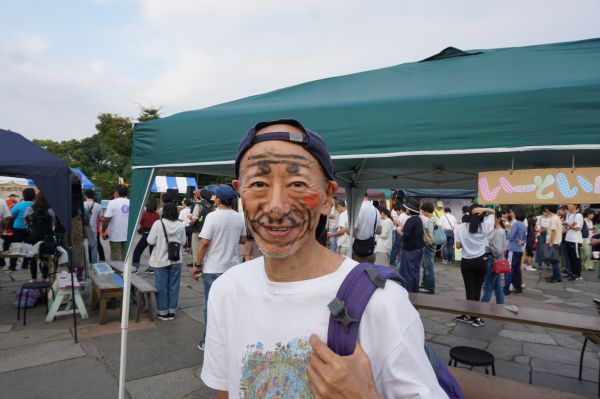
top-left (302, 194), bottom-right (320, 210)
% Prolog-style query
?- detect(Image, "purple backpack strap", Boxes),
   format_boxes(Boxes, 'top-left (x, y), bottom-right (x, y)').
top-left (327, 263), bottom-right (404, 356)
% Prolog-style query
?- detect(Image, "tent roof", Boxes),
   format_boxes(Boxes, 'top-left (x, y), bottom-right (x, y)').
top-left (0, 129), bottom-right (73, 232)
top-left (132, 37), bottom-right (600, 189)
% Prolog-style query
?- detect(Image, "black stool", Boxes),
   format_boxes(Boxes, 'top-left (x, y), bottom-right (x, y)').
top-left (449, 346), bottom-right (496, 375)
top-left (17, 281), bottom-right (54, 326)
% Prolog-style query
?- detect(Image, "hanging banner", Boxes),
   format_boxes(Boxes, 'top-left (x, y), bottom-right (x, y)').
top-left (478, 167), bottom-right (600, 204)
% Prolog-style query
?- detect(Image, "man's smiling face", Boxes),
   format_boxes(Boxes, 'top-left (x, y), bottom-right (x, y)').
top-left (233, 124), bottom-right (335, 259)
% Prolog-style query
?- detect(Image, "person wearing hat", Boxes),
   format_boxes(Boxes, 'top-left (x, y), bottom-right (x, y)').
top-left (398, 198), bottom-right (426, 293)
top-left (199, 120), bottom-right (444, 398)
top-left (192, 184), bottom-right (246, 350)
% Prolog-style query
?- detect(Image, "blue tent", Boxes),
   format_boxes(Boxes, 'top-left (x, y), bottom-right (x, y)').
top-left (150, 176), bottom-right (197, 193)
top-left (70, 167), bottom-right (95, 190)
top-left (0, 129), bottom-right (75, 233)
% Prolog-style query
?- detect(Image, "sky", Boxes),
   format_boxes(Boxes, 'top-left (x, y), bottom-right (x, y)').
top-left (1, 0), bottom-right (599, 141)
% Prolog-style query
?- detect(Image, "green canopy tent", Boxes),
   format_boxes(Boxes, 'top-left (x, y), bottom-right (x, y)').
top-left (117, 38), bottom-right (600, 397)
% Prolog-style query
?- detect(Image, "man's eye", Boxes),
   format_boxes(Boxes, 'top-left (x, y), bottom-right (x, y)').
top-left (250, 181), bottom-right (267, 188)
top-left (290, 181), bottom-right (307, 188)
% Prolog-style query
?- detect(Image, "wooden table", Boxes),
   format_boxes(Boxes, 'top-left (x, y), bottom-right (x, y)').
top-left (90, 273), bottom-right (123, 324)
top-left (409, 292), bottom-right (600, 334)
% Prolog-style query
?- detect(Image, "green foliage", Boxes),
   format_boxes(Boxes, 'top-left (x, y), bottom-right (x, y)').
top-left (33, 107), bottom-right (160, 199)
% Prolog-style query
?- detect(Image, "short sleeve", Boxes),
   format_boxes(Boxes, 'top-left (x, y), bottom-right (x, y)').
top-left (200, 275), bottom-right (231, 391)
top-left (199, 213), bottom-right (215, 240)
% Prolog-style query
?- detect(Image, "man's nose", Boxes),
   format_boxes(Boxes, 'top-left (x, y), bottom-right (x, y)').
top-left (264, 184), bottom-right (291, 215)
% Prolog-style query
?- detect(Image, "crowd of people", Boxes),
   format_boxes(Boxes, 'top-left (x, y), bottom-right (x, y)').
top-left (325, 195), bottom-right (599, 327)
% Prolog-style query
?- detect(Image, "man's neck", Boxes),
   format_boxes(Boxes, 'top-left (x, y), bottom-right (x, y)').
top-left (216, 204), bottom-right (229, 210)
top-left (264, 240), bottom-right (344, 282)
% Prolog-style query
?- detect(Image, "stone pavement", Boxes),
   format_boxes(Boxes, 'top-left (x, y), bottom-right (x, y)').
top-left (0, 238), bottom-right (599, 398)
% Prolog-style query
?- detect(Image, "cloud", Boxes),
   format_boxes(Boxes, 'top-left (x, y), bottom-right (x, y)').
top-left (1, 0), bottom-right (600, 140)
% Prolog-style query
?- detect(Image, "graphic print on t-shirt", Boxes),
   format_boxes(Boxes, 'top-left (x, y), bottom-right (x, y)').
top-left (240, 336), bottom-right (313, 399)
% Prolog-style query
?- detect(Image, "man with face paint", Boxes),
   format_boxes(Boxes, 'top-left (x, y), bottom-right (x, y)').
top-left (200, 120), bottom-right (446, 398)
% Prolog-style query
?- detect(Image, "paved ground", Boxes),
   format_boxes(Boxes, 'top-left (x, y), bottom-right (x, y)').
top-left (0, 239), bottom-right (599, 398)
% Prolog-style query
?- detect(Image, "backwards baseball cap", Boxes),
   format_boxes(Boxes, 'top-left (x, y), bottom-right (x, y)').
top-left (234, 119), bottom-right (334, 181)
top-left (215, 185), bottom-right (238, 202)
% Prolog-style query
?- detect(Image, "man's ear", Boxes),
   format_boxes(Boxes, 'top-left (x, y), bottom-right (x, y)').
top-left (322, 180), bottom-right (339, 216)
top-left (232, 180), bottom-right (240, 192)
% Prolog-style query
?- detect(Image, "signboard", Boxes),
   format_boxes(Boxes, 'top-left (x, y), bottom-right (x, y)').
top-left (478, 167), bottom-right (600, 204)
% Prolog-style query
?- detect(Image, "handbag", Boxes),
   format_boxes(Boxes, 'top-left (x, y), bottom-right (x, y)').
top-left (160, 219), bottom-right (181, 262)
top-left (492, 258), bottom-right (511, 274)
top-left (432, 225), bottom-right (447, 245)
top-left (352, 208), bottom-right (378, 257)
top-left (541, 243), bottom-right (560, 263)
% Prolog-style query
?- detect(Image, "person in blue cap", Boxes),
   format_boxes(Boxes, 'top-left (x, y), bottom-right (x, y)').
top-left (199, 120), bottom-right (445, 398)
top-left (192, 184), bottom-right (246, 350)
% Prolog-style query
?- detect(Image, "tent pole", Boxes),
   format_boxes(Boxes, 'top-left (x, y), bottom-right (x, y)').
top-left (118, 168), bottom-right (155, 399)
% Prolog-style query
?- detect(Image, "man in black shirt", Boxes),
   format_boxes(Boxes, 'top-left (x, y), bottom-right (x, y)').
top-left (399, 198), bottom-right (425, 292)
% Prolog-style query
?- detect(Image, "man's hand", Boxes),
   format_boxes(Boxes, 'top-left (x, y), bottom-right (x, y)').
top-left (191, 265), bottom-right (202, 280)
top-left (307, 334), bottom-right (380, 399)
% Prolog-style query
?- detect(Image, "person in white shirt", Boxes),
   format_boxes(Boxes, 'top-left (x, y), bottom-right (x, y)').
top-left (200, 119), bottom-right (446, 398)
top-left (374, 207), bottom-right (394, 266)
top-left (582, 208), bottom-right (596, 271)
top-left (83, 189), bottom-right (103, 264)
top-left (178, 199), bottom-right (192, 250)
top-left (327, 204), bottom-right (339, 252)
top-left (191, 184), bottom-right (247, 350)
top-left (146, 202), bottom-right (187, 320)
top-left (102, 185), bottom-right (130, 261)
top-left (440, 207), bottom-right (457, 264)
top-left (454, 205), bottom-right (495, 327)
top-left (327, 200), bottom-right (349, 256)
top-left (353, 194), bottom-right (382, 263)
top-left (563, 203), bottom-right (584, 280)
top-left (419, 202), bottom-right (437, 294)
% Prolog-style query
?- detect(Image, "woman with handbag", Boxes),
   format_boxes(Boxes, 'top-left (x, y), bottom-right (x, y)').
top-left (481, 216), bottom-right (507, 305)
top-left (454, 204), bottom-right (495, 327)
top-left (146, 202), bottom-right (186, 321)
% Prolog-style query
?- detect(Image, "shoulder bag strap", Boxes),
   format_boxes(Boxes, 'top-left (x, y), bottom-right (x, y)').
top-left (372, 207), bottom-right (378, 237)
top-left (160, 219), bottom-right (169, 243)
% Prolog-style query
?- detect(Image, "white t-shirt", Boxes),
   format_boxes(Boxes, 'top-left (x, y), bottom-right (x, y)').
top-left (201, 257), bottom-right (446, 398)
top-left (336, 210), bottom-right (350, 248)
top-left (199, 209), bottom-right (246, 273)
top-left (440, 213), bottom-right (457, 231)
top-left (178, 207), bottom-right (191, 228)
top-left (375, 218), bottom-right (394, 253)
top-left (0, 198), bottom-right (10, 220)
top-left (454, 214), bottom-right (495, 259)
top-left (355, 201), bottom-right (381, 240)
top-left (565, 212), bottom-right (584, 244)
top-left (396, 212), bottom-right (409, 234)
top-left (104, 197), bottom-right (130, 242)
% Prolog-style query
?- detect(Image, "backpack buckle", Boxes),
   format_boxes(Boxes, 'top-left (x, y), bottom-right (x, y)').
top-left (366, 267), bottom-right (386, 288)
top-left (328, 298), bottom-right (358, 333)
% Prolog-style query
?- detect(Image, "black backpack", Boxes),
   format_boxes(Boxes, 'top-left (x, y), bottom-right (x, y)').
top-left (29, 206), bottom-right (54, 243)
top-left (191, 200), bottom-right (215, 233)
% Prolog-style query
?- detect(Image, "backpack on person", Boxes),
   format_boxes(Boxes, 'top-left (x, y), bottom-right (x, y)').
top-left (191, 200), bottom-right (215, 233)
top-left (327, 263), bottom-right (464, 398)
top-left (29, 206), bottom-right (53, 243)
top-left (160, 219), bottom-right (181, 262)
top-left (83, 203), bottom-right (96, 242)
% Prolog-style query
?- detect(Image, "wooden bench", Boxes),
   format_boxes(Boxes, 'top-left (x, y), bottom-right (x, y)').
top-left (107, 261), bottom-right (157, 322)
top-left (46, 272), bottom-right (88, 322)
top-left (90, 273), bottom-right (123, 324)
top-left (129, 273), bottom-right (157, 322)
top-left (450, 367), bottom-right (588, 399)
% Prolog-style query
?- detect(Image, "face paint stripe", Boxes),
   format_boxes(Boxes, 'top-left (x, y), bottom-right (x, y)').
top-left (247, 153), bottom-right (309, 161)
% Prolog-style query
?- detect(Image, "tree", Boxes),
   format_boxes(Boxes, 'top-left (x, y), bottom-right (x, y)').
top-left (33, 107), bottom-right (161, 199)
